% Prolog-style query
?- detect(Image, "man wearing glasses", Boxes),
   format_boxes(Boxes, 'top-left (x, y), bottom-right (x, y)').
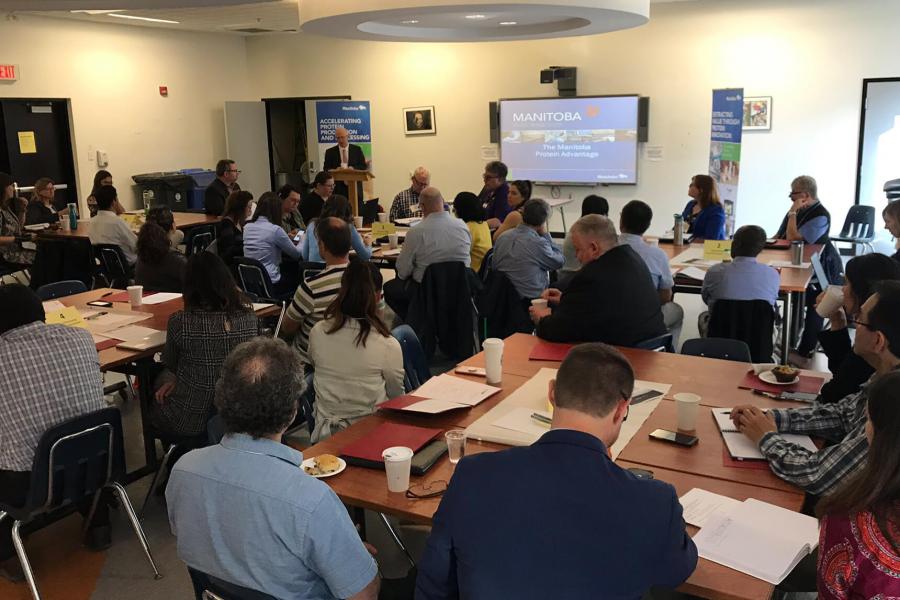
top-left (205, 159), bottom-right (241, 216)
top-left (389, 166), bottom-right (429, 221)
top-left (417, 344), bottom-right (697, 598)
top-left (478, 160), bottom-right (511, 229)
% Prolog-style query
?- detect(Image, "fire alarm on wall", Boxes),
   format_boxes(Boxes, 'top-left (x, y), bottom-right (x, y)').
top-left (159, 86), bottom-right (168, 97)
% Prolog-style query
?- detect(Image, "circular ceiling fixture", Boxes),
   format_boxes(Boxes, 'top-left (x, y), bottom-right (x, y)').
top-left (2, 0), bottom-right (268, 9)
top-left (300, 0), bottom-right (649, 42)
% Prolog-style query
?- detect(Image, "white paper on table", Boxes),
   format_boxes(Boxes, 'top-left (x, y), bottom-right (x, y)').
top-left (670, 247), bottom-right (708, 266)
top-left (103, 325), bottom-right (162, 342)
top-left (769, 260), bottom-right (811, 269)
top-left (466, 368), bottom-right (558, 446)
top-left (379, 248), bottom-right (402, 257)
top-left (83, 311), bottom-right (152, 334)
top-left (42, 300), bottom-right (66, 312)
top-left (396, 398), bottom-right (469, 414)
top-left (677, 266), bottom-right (708, 281)
top-left (412, 373), bottom-right (500, 406)
top-left (394, 217), bottom-right (420, 226)
top-left (252, 302), bottom-right (275, 312)
top-left (142, 292), bottom-right (182, 305)
top-left (491, 406), bottom-right (552, 437)
top-left (91, 333), bottom-right (112, 345)
top-left (679, 488), bottom-right (742, 528)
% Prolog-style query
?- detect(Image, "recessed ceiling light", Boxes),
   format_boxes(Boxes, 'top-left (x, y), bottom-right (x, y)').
top-left (499, 21), bottom-right (517, 25)
top-left (464, 14), bottom-right (487, 20)
top-left (401, 19), bottom-right (419, 24)
top-left (70, 10), bottom-right (123, 14)
top-left (108, 13), bottom-right (180, 24)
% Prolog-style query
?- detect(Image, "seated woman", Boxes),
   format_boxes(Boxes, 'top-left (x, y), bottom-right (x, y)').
top-left (24, 177), bottom-right (67, 225)
top-left (816, 370), bottom-right (900, 600)
top-left (815, 253), bottom-right (900, 403)
top-left (0, 172), bottom-right (35, 266)
top-left (560, 194), bottom-right (608, 281)
top-left (684, 174), bottom-right (725, 240)
top-left (86, 170), bottom-right (118, 218)
top-left (307, 260), bottom-right (404, 443)
top-left (243, 192), bottom-right (304, 298)
top-left (454, 191), bottom-right (492, 273)
top-left (492, 180), bottom-right (532, 240)
top-left (152, 252), bottom-right (260, 437)
top-left (217, 190), bottom-right (253, 267)
top-left (883, 200), bottom-right (900, 263)
top-left (135, 206), bottom-right (187, 293)
top-left (300, 194), bottom-right (372, 263)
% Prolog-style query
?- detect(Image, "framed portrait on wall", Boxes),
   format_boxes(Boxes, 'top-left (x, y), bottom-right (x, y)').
top-left (403, 106), bottom-right (436, 135)
top-left (743, 96), bottom-right (772, 131)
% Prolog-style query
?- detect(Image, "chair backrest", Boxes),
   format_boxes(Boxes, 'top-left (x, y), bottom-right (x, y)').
top-left (94, 243), bottom-right (130, 288)
top-left (188, 568), bottom-right (276, 600)
top-left (885, 178), bottom-right (900, 201)
top-left (21, 407), bottom-right (125, 520)
top-left (204, 238), bottom-right (219, 256)
top-left (234, 257), bottom-right (274, 300)
top-left (391, 324), bottom-right (432, 392)
top-left (839, 205), bottom-right (875, 240)
top-left (36, 279), bottom-right (88, 300)
top-left (207, 414), bottom-right (225, 446)
top-left (708, 299), bottom-right (776, 363)
top-left (681, 337), bottom-right (752, 363)
top-left (633, 332), bottom-right (674, 353)
top-left (408, 261), bottom-right (482, 360)
top-left (190, 231), bottom-right (214, 255)
top-left (475, 268), bottom-right (532, 341)
top-left (477, 248), bottom-right (494, 282)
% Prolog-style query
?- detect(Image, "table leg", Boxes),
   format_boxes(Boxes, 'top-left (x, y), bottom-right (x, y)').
top-left (780, 292), bottom-right (794, 365)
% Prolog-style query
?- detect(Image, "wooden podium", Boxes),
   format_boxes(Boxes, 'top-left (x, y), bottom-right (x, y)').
top-left (329, 168), bottom-right (375, 217)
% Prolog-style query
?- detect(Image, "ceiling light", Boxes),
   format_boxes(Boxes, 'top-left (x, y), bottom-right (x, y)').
top-left (499, 21), bottom-right (517, 25)
top-left (401, 19), bottom-right (419, 24)
top-left (70, 10), bottom-right (123, 14)
top-left (108, 13), bottom-right (180, 24)
top-left (464, 14), bottom-right (486, 19)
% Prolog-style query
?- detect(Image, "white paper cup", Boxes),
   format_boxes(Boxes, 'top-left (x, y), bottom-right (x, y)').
top-left (377, 212), bottom-right (388, 223)
top-left (647, 238), bottom-right (660, 247)
top-left (531, 298), bottom-right (548, 310)
top-left (816, 285), bottom-right (845, 318)
top-left (483, 338), bottom-right (504, 385)
top-left (382, 446), bottom-right (414, 492)
top-left (353, 216), bottom-right (364, 229)
top-left (126, 285), bottom-right (143, 307)
top-left (674, 393), bottom-right (701, 431)
top-left (388, 233), bottom-right (399, 249)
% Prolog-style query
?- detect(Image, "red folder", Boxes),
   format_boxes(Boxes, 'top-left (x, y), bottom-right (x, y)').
top-left (95, 338), bottom-right (119, 351)
top-left (104, 290), bottom-right (151, 303)
top-left (340, 422), bottom-right (442, 464)
top-left (737, 370), bottom-right (824, 394)
top-left (378, 395), bottom-right (468, 414)
top-left (529, 341), bottom-right (575, 362)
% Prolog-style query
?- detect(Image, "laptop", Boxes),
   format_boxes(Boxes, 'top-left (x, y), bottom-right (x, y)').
top-left (115, 330), bottom-right (167, 351)
top-left (810, 251), bottom-right (829, 287)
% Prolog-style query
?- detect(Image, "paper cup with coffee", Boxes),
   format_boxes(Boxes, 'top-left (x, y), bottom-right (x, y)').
top-left (674, 393), bottom-right (701, 431)
top-left (388, 233), bottom-right (399, 249)
top-left (377, 212), bottom-right (388, 223)
top-left (353, 216), bottom-right (364, 229)
top-left (483, 338), bottom-right (504, 385)
top-left (382, 446), bottom-right (413, 492)
top-left (531, 298), bottom-right (548, 310)
top-left (127, 285), bottom-right (144, 308)
top-left (816, 285), bottom-right (845, 318)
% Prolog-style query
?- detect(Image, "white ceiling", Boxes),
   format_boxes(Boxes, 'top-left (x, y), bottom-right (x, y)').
top-left (16, 0), bottom-right (697, 36)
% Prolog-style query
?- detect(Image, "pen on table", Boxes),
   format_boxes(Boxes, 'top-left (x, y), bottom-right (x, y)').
top-left (101, 291), bottom-right (114, 298)
top-left (85, 311), bottom-right (107, 320)
top-left (530, 412), bottom-right (552, 426)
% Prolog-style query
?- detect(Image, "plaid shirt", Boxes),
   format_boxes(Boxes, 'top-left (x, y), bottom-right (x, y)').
top-left (0, 322), bottom-right (105, 471)
top-left (759, 377), bottom-right (872, 497)
top-left (389, 187), bottom-right (422, 221)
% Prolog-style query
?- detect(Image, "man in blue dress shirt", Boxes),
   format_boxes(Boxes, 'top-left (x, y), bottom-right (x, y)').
top-left (166, 337), bottom-right (379, 600)
top-left (416, 343), bottom-right (698, 599)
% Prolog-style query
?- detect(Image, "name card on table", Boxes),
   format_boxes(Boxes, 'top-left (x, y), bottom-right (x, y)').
top-left (372, 222), bottom-right (396, 237)
top-left (45, 306), bottom-right (87, 328)
top-left (703, 240), bottom-right (732, 261)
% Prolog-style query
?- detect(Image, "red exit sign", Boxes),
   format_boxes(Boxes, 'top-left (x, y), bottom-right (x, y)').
top-left (0, 64), bottom-right (18, 81)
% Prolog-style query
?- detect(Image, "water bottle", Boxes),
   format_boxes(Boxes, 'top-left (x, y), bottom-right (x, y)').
top-left (673, 214), bottom-right (684, 246)
top-left (68, 203), bottom-right (78, 230)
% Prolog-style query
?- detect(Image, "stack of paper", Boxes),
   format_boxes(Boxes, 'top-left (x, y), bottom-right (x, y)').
top-left (712, 408), bottom-right (817, 460)
top-left (676, 266), bottom-right (708, 282)
top-left (379, 374), bottom-right (500, 414)
top-left (769, 260), bottom-right (811, 269)
top-left (142, 292), bottom-right (182, 305)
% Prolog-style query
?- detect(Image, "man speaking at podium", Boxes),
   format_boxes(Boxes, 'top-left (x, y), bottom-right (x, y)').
top-left (324, 126), bottom-right (368, 213)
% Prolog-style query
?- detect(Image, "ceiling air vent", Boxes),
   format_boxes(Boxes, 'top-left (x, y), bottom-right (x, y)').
top-left (228, 27), bottom-right (276, 33)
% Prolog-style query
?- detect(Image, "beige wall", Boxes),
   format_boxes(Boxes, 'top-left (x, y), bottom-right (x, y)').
top-left (245, 0), bottom-right (900, 235)
top-left (0, 14), bottom-right (252, 210)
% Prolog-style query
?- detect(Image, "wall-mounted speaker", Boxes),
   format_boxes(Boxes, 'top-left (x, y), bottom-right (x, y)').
top-left (488, 101), bottom-right (499, 144)
top-left (638, 96), bottom-right (650, 143)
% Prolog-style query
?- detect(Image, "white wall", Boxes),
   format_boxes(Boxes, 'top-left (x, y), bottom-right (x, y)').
top-left (0, 14), bottom-right (252, 210)
top-left (245, 0), bottom-right (900, 236)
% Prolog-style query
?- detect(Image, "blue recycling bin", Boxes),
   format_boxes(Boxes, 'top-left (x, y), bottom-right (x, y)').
top-left (179, 169), bottom-right (217, 211)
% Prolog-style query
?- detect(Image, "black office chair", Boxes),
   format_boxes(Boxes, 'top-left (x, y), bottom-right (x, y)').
top-left (0, 408), bottom-right (161, 599)
top-left (830, 205), bottom-right (876, 254)
top-left (94, 243), bottom-right (131, 288)
top-left (477, 248), bottom-right (494, 282)
top-left (708, 299), bottom-right (776, 363)
top-left (884, 178), bottom-right (900, 202)
top-left (139, 426), bottom-right (210, 519)
top-left (188, 225), bottom-right (216, 256)
top-left (681, 337), bottom-right (752, 363)
top-left (634, 332), bottom-right (675, 353)
top-left (392, 325), bottom-right (432, 392)
top-left (188, 567), bottom-right (276, 600)
top-left (35, 279), bottom-right (88, 300)
top-left (234, 257), bottom-right (277, 302)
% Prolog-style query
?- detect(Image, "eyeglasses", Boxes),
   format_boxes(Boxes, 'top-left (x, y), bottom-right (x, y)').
top-left (227, 169), bottom-right (242, 174)
top-left (849, 318), bottom-right (874, 330)
top-left (482, 174), bottom-right (498, 181)
top-left (405, 480), bottom-right (448, 499)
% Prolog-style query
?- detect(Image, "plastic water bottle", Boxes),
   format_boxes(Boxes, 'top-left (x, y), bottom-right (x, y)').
top-left (68, 203), bottom-right (78, 230)
top-left (673, 214), bottom-right (684, 245)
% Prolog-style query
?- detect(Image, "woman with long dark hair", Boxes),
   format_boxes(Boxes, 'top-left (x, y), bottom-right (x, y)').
top-left (86, 170), bottom-right (115, 217)
top-left (816, 370), bottom-right (900, 599)
top-left (884, 200), bottom-right (900, 263)
top-left (682, 174), bottom-right (725, 239)
top-left (454, 191), bottom-right (492, 273)
top-left (300, 194), bottom-right (372, 263)
top-left (152, 252), bottom-right (259, 436)
top-left (492, 180), bottom-right (533, 240)
top-left (243, 191), bottom-right (303, 298)
top-left (135, 206), bottom-right (187, 292)
top-left (217, 190), bottom-right (253, 267)
top-left (0, 172), bottom-right (34, 266)
top-left (307, 260), bottom-right (404, 442)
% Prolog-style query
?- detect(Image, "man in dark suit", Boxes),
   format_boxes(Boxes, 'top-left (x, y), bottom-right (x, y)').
top-left (323, 127), bottom-right (367, 213)
top-left (530, 214), bottom-right (666, 346)
top-left (204, 159), bottom-right (241, 216)
top-left (416, 343), bottom-right (698, 599)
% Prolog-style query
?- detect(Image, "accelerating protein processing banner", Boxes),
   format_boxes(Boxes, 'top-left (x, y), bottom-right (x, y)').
top-left (315, 100), bottom-right (373, 164)
top-left (709, 89), bottom-right (743, 235)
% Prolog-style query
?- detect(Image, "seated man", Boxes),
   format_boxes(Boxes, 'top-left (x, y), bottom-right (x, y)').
top-left (731, 281), bottom-right (900, 499)
top-left (166, 337), bottom-right (379, 599)
top-left (389, 166), bottom-right (429, 221)
top-left (278, 184), bottom-right (305, 235)
top-left (383, 186), bottom-right (471, 320)
top-left (417, 343), bottom-right (697, 598)
top-left (280, 217), bottom-right (350, 366)
top-left (529, 215), bottom-right (666, 346)
top-left (88, 184), bottom-right (137, 265)
top-left (699, 224), bottom-right (780, 335)
top-left (492, 198), bottom-right (565, 301)
top-left (619, 200), bottom-right (684, 344)
top-left (0, 284), bottom-right (108, 580)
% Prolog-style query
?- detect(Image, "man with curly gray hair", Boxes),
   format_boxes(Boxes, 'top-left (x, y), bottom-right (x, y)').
top-left (166, 337), bottom-right (379, 599)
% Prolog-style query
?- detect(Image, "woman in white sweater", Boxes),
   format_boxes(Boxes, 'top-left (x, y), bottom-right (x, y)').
top-left (308, 260), bottom-right (405, 442)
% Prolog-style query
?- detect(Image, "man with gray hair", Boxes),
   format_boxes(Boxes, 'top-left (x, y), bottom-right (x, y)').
top-left (492, 198), bottom-right (565, 300)
top-left (389, 166), bottom-right (430, 221)
top-left (166, 337), bottom-right (379, 600)
top-left (530, 214), bottom-right (666, 345)
top-left (383, 186), bottom-right (471, 319)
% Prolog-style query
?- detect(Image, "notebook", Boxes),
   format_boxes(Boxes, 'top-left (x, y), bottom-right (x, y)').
top-left (115, 330), bottom-right (167, 351)
top-left (693, 498), bottom-right (819, 584)
top-left (340, 422), bottom-right (442, 466)
top-left (712, 408), bottom-right (817, 460)
top-left (528, 341), bottom-right (575, 361)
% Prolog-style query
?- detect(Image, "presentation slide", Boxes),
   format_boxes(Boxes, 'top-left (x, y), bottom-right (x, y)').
top-left (499, 96), bottom-right (639, 184)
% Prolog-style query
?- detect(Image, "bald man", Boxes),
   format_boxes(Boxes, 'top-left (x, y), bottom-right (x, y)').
top-left (383, 186), bottom-right (472, 320)
top-left (389, 166), bottom-right (429, 221)
top-left (324, 126), bottom-right (368, 211)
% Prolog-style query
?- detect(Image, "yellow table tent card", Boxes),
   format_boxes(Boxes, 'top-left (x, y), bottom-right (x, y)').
top-left (703, 239), bottom-right (732, 262)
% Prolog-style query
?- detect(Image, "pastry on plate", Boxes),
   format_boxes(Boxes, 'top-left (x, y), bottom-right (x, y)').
top-left (304, 454), bottom-right (341, 476)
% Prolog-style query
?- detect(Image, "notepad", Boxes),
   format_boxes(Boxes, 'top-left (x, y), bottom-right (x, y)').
top-left (142, 292), bottom-right (182, 305)
top-left (693, 498), bottom-right (819, 584)
top-left (679, 488), bottom-right (742, 528)
top-left (712, 408), bottom-right (817, 460)
top-left (676, 266), bottom-right (708, 282)
top-left (379, 375), bottom-right (501, 415)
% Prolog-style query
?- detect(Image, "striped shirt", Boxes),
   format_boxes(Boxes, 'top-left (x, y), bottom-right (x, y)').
top-left (286, 263), bottom-right (348, 364)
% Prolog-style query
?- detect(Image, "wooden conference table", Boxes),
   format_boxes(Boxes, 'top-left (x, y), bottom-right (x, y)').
top-left (37, 211), bottom-right (219, 240)
top-left (304, 333), bottom-right (822, 599)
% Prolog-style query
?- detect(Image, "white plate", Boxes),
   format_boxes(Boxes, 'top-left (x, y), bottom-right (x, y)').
top-left (301, 456), bottom-right (347, 479)
top-left (758, 370), bottom-right (799, 386)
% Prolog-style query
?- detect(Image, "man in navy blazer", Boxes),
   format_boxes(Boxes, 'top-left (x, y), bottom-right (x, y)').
top-left (416, 344), bottom-right (697, 599)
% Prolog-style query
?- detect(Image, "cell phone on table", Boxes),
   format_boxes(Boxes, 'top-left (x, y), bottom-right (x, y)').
top-left (87, 301), bottom-right (113, 308)
top-left (649, 428), bottom-right (698, 447)
top-left (455, 366), bottom-right (486, 377)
